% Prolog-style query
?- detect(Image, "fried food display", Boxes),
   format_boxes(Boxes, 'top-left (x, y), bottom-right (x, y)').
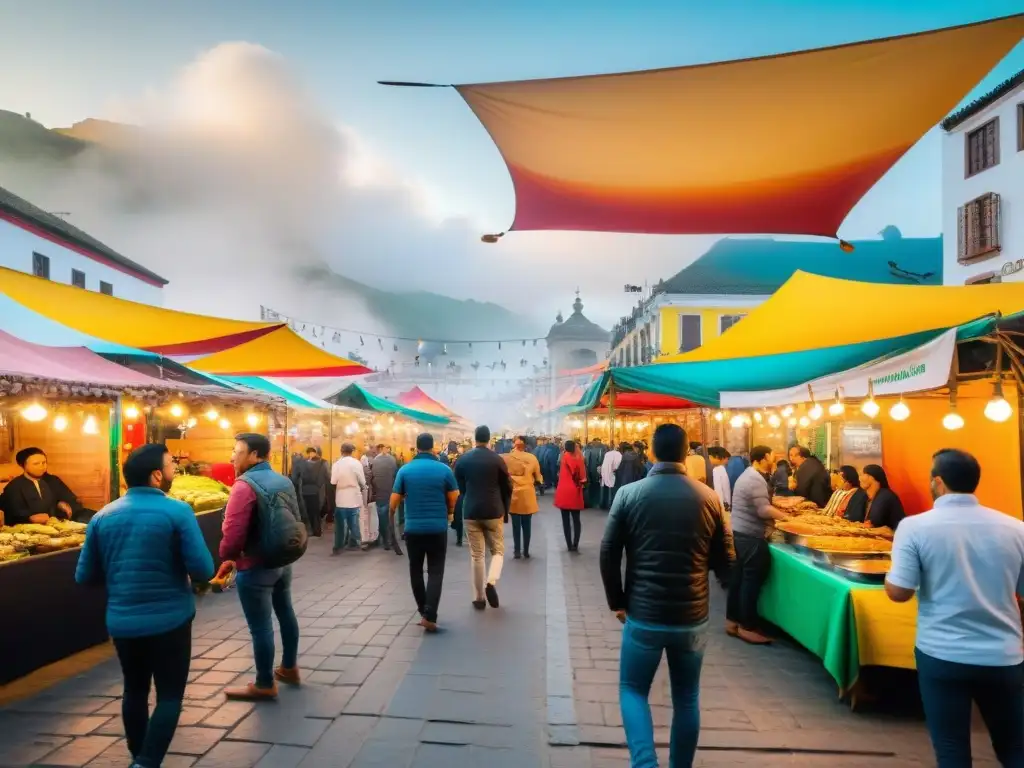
top-left (802, 536), bottom-right (892, 553)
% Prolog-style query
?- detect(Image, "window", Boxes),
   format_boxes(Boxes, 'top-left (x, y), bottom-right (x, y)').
top-left (720, 314), bottom-right (745, 334)
top-left (965, 118), bottom-right (999, 177)
top-left (965, 271), bottom-right (1001, 285)
top-left (957, 192), bottom-right (1001, 264)
top-left (678, 314), bottom-right (702, 353)
top-left (99, 281), bottom-right (113, 296)
top-left (71, 269), bottom-right (86, 288)
top-left (32, 252), bottom-right (50, 279)
top-left (1018, 104), bottom-right (1024, 152)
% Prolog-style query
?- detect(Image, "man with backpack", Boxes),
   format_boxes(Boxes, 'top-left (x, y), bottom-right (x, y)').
top-left (221, 433), bottom-right (308, 701)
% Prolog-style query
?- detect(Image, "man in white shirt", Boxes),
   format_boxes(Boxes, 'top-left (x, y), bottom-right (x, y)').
top-left (599, 444), bottom-right (622, 510)
top-left (708, 447), bottom-right (732, 512)
top-left (885, 449), bottom-right (1024, 767)
top-left (330, 443), bottom-right (366, 554)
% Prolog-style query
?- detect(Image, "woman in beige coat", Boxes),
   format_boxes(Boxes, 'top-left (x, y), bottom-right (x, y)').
top-left (503, 436), bottom-right (544, 559)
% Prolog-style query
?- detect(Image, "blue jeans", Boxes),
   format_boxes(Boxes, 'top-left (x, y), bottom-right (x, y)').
top-left (235, 567), bottom-right (300, 689)
top-left (620, 617), bottom-right (707, 768)
top-left (375, 500), bottom-right (391, 548)
top-left (916, 649), bottom-right (1024, 767)
top-left (334, 506), bottom-right (362, 550)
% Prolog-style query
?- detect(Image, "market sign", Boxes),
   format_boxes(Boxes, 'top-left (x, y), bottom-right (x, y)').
top-left (720, 329), bottom-right (956, 409)
top-left (1002, 260), bottom-right (1024, 277)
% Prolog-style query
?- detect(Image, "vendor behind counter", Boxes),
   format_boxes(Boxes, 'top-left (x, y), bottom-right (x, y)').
top-left (0, 447), bottom-right (91, 526)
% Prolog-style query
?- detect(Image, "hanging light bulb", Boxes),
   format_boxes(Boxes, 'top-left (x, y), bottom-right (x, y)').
top-left (246, 413), bottom-right (260, 427)
top-left (781, 406), bottom-right (794, 418)
top-left (788, 417), bottom-right (798, 427)
top-left (767, 414), bottom-right (781, 428)
top-left (218, 418), bottom-right (231, 430)
top-left (861, 398), bottom-right (880, 418)
top-left (20, 403), bottom-right (48, 422)
top-left (753, 411), bottom-right (763, 423)
top-left (186, 417), bottom-right (198, 429)
top-left (124, 405), bottom-right (140, 420)
top-left (53, 414), bottom-right (69, 432)
top-left (83, 414), bottom-right (99, 435)
top-left (809, 403), bottom-right (823, 420)
top-left (373, 423), bottom-right (383, 433)
top-left (714, 411), bottom-right (724, 422)
top-left (205, 408), bottom-right (219, 421)
top-left (985, 354), bottom-right (1013, 422)
top-left (942, 389), bottom-right (964, 431)
top-left (798, 416), bottom-right (810, 428)
top-left (170, 403), bottom-right (184, 418)
top-left (729, 414), bottom-right (745, 428)
top-left (828, 390), bottom-right (845, 417)
top-left (889, 399), bottom-right (910, 422)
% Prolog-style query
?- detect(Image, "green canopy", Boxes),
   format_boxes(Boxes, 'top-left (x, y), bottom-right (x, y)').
top-left (577, 316), bottom-right (1000, 410)
top-left (225, 376), bottom-right (332, 409)
top-left (327, 383), bottom-right (450, 425)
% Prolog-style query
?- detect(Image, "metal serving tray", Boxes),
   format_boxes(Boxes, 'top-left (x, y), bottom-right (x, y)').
top-left (814, 556), bottom-right (890, 584)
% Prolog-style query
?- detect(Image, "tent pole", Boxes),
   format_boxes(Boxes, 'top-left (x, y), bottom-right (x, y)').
top-left (609, 384), bottom-right (617, 445)
top-left (699, 407), bottom-right (708, 457)
top-left (109, 396), bottom-right (123, 502)
top-left (584, 412), bottom-right (589, 444)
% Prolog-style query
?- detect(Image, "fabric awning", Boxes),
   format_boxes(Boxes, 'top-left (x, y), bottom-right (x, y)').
top-left (442, 14), bottom-right (1024, 238)
top-left (573, 392), bottom-right (699, 414)
top-left (660, 271), bottom-right (1024, 363)
top-left (559, 360), bottom-right (608, 377)
top-left (395, 386), bottom-right (462, 419)
top-left (326, 384), bottom-right (450, 425)
top-left (225, 377), bottom-right (333, 409)
top-left (0, 267), bottom-right (371, 377)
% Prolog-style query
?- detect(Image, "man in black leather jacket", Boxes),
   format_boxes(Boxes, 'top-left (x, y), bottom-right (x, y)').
top-left (582, 439), bottom-right (607, 509)
top-left (599, 423), bottom-right (734, 768)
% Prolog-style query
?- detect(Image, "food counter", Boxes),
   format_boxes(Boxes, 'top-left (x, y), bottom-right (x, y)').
top-left (0, 506), bottom-right (227, 686)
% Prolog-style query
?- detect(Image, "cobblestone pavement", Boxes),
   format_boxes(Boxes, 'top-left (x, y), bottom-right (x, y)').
top-left (0, 499), bottom-right (1005, 767)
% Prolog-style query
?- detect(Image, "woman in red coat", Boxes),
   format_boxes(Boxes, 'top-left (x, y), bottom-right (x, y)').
top-left (554, 440), bottom-right (586, 552)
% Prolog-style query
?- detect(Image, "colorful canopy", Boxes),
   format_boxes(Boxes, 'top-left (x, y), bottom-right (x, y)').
top-left (0, 267), bottom-right (371, 377)
top-left (327, 384), bottom-right (450, 425)
top-left (448, 14), bottom-right (1024, 238)
top-left (661, 271), bottom-right (1024, 364)
top-left (0, 330), bottom-right (204, 388)
top-left (395, 386), bottom-right (462, 419)
top-left (225, 377), bottom-right (333, 409)
top-left (574, 392), bottom-right (699, 414)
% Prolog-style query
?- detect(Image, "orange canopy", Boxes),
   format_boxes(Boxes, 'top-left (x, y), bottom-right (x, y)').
top-left (395, 386), bottom-right (462, 419)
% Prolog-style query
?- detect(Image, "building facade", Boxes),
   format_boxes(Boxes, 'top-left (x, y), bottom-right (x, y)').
top-left (0, 184), bottom-right (166, 303)
top-left (941, 70), bottom-right (1024, 286)
top-left (610, 230), bottom-right (942, 366)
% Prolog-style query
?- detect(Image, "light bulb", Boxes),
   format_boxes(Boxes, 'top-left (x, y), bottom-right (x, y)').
top-left (186, 417), bottom-right (198, 429)
top-left (798, 416), bottom-right (810, 428)
top-left (753, 411), bottom-right (763, 423)
top-left (889, 401), bottom-right (910, 421)
top-left (942, 411), bottom-right (964, 431)
top-left (809, 403), bottom-right (823, 420)
top-left (861, 399), bottom-right (880, 418)
top-left (205, 408), bottom-right (219, 421)
top-left (729, 415), bottom-right (745, 428)
top-left (246, 413), bottom-right (260, 427)
top-left (714, 411), bottom-right (724, 422)
top-left (373, 423), bottom-right (383, 433)
top-left (20, 403), bottom-right (48, 422)
top-left (828, 401), bottom-right (845, 417)
top-left (218, 418), bottom-right (230, 429)
top-left (53, 414), bottom-right (68, 432)
top-left (170, 404), bottom-right (183, 418)
top-left (782, 406), bottom-right (794, 417)
top-left (985, 397), bottom-right (1012, 423)
top-left (768, 414), bottom-right (781, 428)
top-left (124, 405), bottom-right (140, 420)
top-left (788, 417), bottom-right (797, 427)
top-left (388, 416), bottom-right (395, 424)
top-left (83, 415), bottom-right (99, 435)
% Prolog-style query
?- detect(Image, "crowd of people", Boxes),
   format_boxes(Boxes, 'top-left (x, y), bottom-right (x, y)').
top-left (63, 422), bottom-right (1023, 768)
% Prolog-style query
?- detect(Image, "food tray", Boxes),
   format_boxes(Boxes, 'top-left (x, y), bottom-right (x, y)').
top-left (810, 548), bottom-right (891, 563)
top-left (814, 557), bottom-right (890, 584)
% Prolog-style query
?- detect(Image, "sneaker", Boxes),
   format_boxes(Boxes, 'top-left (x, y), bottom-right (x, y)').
top-left (472, 600), bottom-right (486, 610)
top-left (274, 666), bottom-right (301, 686)
top-left (485, 583), bottom-right (499, 608)
top-left (225, 682), bottom-right (279, 700)
top-left (737, 628), bottom-right (772, 645)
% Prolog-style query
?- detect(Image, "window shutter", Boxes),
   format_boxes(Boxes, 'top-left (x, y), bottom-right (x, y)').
top-left (957, 205), bottom-right (966, 260)
top-left (992, 193), bottom-right (1002, 251)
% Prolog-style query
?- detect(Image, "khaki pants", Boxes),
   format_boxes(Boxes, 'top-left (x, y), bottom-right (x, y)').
top-left (465, 518), bottom-right (505, 601)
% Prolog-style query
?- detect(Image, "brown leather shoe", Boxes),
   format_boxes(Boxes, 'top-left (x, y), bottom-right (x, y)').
top-left (737, 628), bottom-right (773, 645)
top-left (419, 617), bottom-right (438, 632)
top-left (274, 666), bottom-right (301, 686)
top-left (224, 682), bottom-right (279, 700)
top-left (725, 621), bottom-right (739, 637)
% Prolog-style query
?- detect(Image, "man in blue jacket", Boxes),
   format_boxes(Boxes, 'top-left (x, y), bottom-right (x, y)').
top-left (76, 444), bottom-right (214, 768)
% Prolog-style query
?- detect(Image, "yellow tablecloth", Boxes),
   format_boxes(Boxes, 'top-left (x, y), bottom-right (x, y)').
top-left (849, 588), bottom-right (917, 671)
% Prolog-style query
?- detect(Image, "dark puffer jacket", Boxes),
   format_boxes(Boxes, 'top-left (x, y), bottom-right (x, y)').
top-left (599, 463), bottom-right (734, 626)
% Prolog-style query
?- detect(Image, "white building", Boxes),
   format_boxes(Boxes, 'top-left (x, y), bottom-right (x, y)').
top-left (942, 70), bottom-right (1024, 286)
top-left (0, 184), bottom-right (166, 303)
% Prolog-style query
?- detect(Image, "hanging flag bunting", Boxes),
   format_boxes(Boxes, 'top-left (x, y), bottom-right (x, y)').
top-left (383, 14), bottom-right (1024, 242)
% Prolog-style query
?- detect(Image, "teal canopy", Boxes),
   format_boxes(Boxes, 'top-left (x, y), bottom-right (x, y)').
top-left (576, 316), bottom-right (1000, 410)
top-left (327, 383), bottom-right (450, 425)
top-left (225, 377), bottom-right (332, 409)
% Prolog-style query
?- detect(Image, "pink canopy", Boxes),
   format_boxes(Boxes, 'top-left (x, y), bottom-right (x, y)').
top-left (0, 330), bottom-right (194, 387)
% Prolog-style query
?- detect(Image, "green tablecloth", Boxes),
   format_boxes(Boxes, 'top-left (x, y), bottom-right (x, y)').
top-left (758, 544), bottom-right (882, 691)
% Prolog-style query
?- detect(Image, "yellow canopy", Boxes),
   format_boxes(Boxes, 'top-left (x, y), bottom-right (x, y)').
top-left (455, 14), bottom-right (1024, 238)
top-left (0, 267), bottom-right (371, 376)
top-left (660, 271), bottom-right (1024, 363)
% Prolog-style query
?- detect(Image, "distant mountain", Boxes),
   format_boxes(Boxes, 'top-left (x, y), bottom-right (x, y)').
top-left (0, 110), bottom-right (542, 339)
